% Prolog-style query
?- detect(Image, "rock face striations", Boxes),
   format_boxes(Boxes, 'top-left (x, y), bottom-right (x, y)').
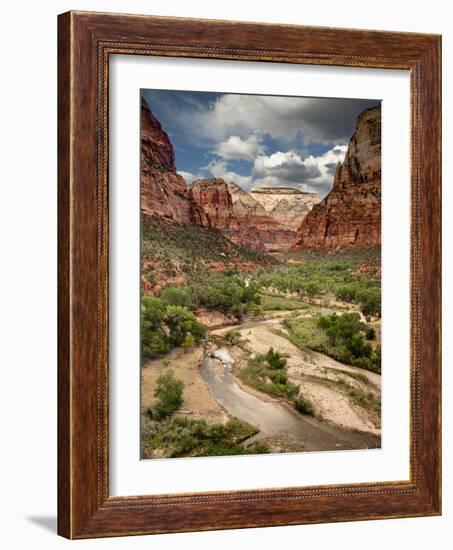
top-left (227, 183), bottom-right (303, 253)
top-left (291, 105), bottom-right (381, 250)
top-left (189, 180), bottom-right (315, 252)
top-left (189, 179), bottom-right (236, 232)
top-left (189, 179), bottom-right (268, 251)
top-left (140, 97), bottom-right (208, 225)
top-left (250, 188), bottom-right (321, 231)
top-left (140, 97), bottom-right (323, 253)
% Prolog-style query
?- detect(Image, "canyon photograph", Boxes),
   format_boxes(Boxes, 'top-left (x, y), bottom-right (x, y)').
top-left (140, 90), bottom-right (382, 459)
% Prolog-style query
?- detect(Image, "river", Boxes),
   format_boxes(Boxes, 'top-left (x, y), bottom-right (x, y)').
top-left (202, 347), bottom-right (380, 452)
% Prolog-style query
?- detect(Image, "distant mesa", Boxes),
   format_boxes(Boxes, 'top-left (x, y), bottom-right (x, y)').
top-left (251, 187), bottom-right (316, 195)
top-left (250, 186), bottom-right (321, 232)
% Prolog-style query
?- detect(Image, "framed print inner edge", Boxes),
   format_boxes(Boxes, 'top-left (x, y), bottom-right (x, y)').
top-left (112, 58), bottom-right (409, 496)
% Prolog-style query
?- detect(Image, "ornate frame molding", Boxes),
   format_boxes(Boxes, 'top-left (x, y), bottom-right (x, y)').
top-left (58, 11), bottom-right (441, 538)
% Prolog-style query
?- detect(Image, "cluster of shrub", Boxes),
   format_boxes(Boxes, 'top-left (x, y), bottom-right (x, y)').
top-left (142, 270), bottom-right (263, 361)
top-left (141, 214), bottom-right (275, 288)
top-left (142, 369), bottom-right (268, 458)
top-left (253, 259), bottom-right (381, 318)
top-left (183, 270), bottom-right (262, 319)
top-left (254, 268), bottom-right (324, 299)
top-left (335, 283), bottom-right (381, 319)
top-left (142, 415), bottom-right (269, 458)
top-left (141, 295), bottom-right (206, 361)
top-left (316, 313), bottom-right (381, 373)
top-left (284, 312), bottom-right (380, 374)
top-left (238, 348), bottom-right (314, 415)
top-left (150, 369), bottom-right (185, 420)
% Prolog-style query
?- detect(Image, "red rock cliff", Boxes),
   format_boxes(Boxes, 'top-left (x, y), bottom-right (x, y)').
top-left (291, 105), bottom-right (381, 250)
top-left (227, 183), bottom-right (299, 253)
top-left (141, 97), bottom-right (321, 252)
top-left (189, 179), bottom-right (235, 229)
top-left (140, 97), bottom-right (208, 225)
top-left (189, 179), bottom-right (267, 251)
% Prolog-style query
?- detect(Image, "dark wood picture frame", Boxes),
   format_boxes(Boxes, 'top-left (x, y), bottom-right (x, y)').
top-left (58, 10), bottom-right (442, 539)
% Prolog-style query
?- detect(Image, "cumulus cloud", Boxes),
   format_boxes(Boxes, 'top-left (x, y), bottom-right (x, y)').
top-left (195, 95), bottom-right (378, 145)
top-left (253, 151), bottom-right (321, 181)
top-left (179, 146), bottom-right (347, 195)
top-left (251, 145), bottom-right (347, 195)
top-left (204, 159), bottom-right (253, 189)
top-left (144, 90), bottom-right (379, 147)
top-left (324, 163), bottom-right (338, 176)
top-left (214, 134), bottom-right (265, 160)
top-left (177, 170), bottom-right (199, 185)
top-left (143, 90), bottom-right (376, 196)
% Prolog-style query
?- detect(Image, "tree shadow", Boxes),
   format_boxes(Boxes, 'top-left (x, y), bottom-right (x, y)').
top-left (26, 516), bottom-right (57, 534)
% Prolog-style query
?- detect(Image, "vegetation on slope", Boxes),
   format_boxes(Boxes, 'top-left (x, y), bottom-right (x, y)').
top-left (260, 293), bottom-right (309, 311)
top-left (142, 415), bottom-right (268, 458)
top-left (253, 249), bottom-right (381, 319)
top-left (237, 348), bottom-right (315, 414)
top-left (283, 312), bottom-right (381, 373)
top-left (141, 370), bottom-right (268, 458)
top-left (141, 215), bottom-right (277, 290)
top-left (141, 295), bottom-right (207, 360)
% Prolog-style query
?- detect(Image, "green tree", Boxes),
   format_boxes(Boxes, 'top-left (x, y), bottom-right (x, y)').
top-left (141, 296), bottom-right (169, 360)
top-left (347, 333), bottom-right (372, 359)
top-left (241, 281), bottom-right (261, 305)
top-left (358, 289), bottom-right (381, 318)
top-left (154, 370), bottom-right (184, 419)
top-left (304, 282), bottom-right (321, 298)
top-left (164, 305), bottom-right (206, 347)
top-left (335, 284), bottom-right (357, 302)
top-left (141, 295), bottom-right (166, 330)
top-left (141, 329), bottom-right (170, 360)
top-left (371, 345), bottom-right (382, 373)
top-left (318, 312), bottom-right (366, 345)
top-left (160, 286), bottom-right (194, 309)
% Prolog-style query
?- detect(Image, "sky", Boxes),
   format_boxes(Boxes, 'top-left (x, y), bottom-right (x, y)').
top-left (141, 89), bottom-right (380, 197)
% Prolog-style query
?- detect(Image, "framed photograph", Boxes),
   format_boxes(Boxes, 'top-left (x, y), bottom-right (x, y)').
top-left (58, 11), bottom-right (441, 538)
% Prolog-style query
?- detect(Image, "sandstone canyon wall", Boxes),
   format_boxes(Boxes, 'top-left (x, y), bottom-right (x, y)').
top-left (190, 179), bottom-right (313, 252)
top-left (291, 105), bottom-right (381, 250)
top-left (188, 179), bottom-right (266, 251)
top-left (141, 97), bottom-right (208, 225)
top-left (227, 183), bottom-right (313, 252)
top-left (141, 97), bottom-right (322, 253)
top-left (251, 188), bottom-right (321, 231)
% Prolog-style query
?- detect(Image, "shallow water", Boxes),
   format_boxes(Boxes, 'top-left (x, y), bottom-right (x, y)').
top-left (202, 347), bottom-right (379, 452)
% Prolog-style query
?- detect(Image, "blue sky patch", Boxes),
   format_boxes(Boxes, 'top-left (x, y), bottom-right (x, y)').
top-left (141, 89), bottom-right (380, 196)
